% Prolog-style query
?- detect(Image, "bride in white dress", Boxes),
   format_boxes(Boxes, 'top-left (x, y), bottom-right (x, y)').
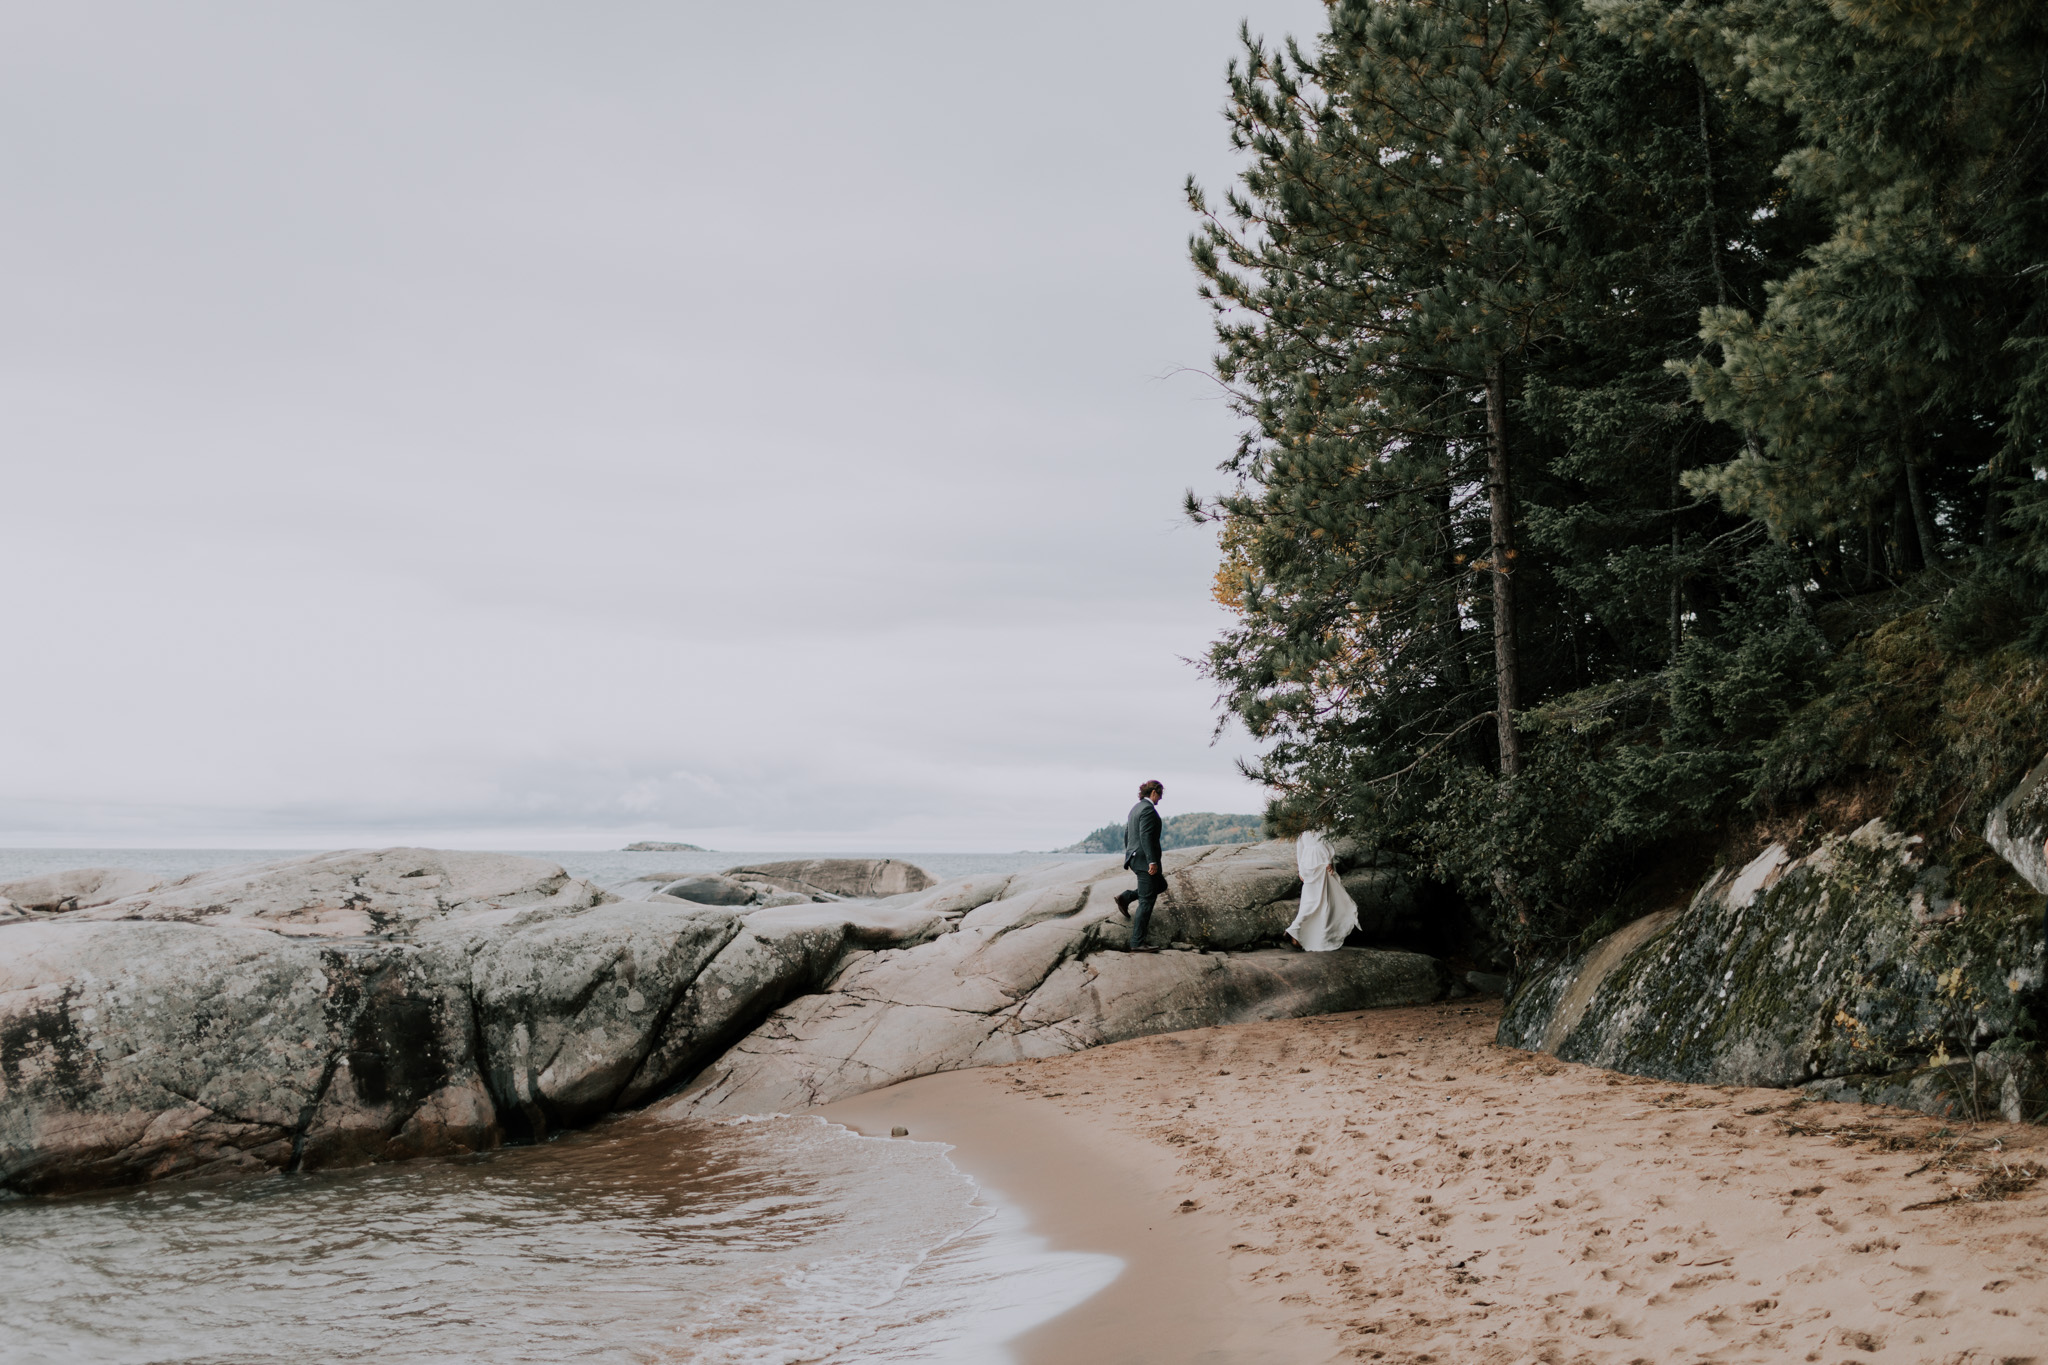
top-left (1285, 830), bottom-right (1358, 951)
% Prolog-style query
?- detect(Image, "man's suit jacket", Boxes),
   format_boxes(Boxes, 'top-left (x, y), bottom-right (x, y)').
top-left (1123, 799), bottom-right (1163, 871)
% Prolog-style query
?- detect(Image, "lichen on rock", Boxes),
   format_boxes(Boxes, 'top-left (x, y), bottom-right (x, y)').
top-left (1502, 802), bottom-right (2047, 1121)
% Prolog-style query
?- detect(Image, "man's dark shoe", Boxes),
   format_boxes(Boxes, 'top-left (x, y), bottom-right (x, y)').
top-left (1130, 944), bottom-right (1160, 953)
top-left (1114, 890), bottom-right (1136, 917)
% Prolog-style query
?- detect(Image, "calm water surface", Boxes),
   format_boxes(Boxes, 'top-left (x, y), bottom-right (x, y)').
top-left (0, 849), bottom-right (1107, 889)
top-left (0, 848), bottom-right (1118, 1363)
top-left (0, 1115), bottom-right (1116, 1365)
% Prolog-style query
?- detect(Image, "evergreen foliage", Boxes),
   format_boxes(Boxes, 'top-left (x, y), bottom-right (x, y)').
top-left (1189, 0), bottom-right (2048, 967)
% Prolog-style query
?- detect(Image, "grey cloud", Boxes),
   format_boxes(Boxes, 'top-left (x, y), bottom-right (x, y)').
top-left (1, 0), bottom-right (1324, 848)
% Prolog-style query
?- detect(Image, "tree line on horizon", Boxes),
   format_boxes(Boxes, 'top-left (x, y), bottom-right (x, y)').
top-left (1061, 811), bottom-right (1266, 854)
top-left (1188, 0), bottom-right (2048, 965)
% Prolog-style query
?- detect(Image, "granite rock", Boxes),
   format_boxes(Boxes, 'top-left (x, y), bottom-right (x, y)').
top-left (0, 921), bottom-right (497, 1193)
top-left (4, 840), bottom-right (1450, 1193)
top-left (66, 848), bottom-right (609, 938)
top-left (0, 850), bottom-right (713, 1193)
top-left (1986, 750), bottom-right (2048, 896)
top-left (1499, 812), bottom-right (2047, 1120)
top-left (0, 867), bottom-right (166, 915)
top-left (655, 874), bottom-right (761, 907)
top-left (667, 844), bottom-right (1447, 1116)
top-left (724, 858), bottom-right (934, 900)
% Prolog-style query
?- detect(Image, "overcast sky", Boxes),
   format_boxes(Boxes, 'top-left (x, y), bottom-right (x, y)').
top-left (1, 1), bottom-right (1325, 851)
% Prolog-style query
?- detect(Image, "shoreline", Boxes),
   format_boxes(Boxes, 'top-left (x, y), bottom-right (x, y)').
top-left (821, 1069), bottom-right (1339, 1365)
top-left (825, 1001), bottom-right (2048, 1363)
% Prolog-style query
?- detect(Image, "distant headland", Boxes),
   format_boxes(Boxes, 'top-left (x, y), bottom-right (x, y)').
top-left (1058, 811), bottom-right (1262, 854)
top-left (622, 841), bottom-right (709, 853)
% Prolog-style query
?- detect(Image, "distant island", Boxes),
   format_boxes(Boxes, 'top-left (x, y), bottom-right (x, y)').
top-left (622, 841), bottom-right (710, 853)
top-left (1058, 811), bottom-right (1263, 854)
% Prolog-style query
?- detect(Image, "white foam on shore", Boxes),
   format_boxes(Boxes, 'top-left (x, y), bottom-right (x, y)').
top-left (672, 1118), bottom-right (1119, 1365)
top-left (821, 1170), bottom-right (1121, 1364)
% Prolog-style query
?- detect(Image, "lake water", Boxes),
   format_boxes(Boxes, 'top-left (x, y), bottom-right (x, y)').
top-left (0, 848), bottom-right (1120, 1362)
top-left (0, 1113), bottom-right (1117, 1364)
top-left (0, 847), bottom-right (1108, 891)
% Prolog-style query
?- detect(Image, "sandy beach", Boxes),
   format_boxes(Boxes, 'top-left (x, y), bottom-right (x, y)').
top-left (824, 1001), bottom-right (2048, 1365)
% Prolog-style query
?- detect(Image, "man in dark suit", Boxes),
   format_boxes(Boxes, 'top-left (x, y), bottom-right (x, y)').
top-left (1114, 779), bottom-right (1165, 952)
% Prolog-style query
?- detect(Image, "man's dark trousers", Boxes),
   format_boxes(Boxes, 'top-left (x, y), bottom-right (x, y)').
top-left (1125, 858), bottom-right (1164, 949)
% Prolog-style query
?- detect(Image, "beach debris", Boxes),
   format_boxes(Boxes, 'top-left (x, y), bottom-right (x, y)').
top-left (1901, 1159), bottom-right (2046, 1210)
top-left (890, 1126), bottom-right (909, 1138)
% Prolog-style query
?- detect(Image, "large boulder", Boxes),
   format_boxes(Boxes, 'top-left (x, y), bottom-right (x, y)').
top-left (0, 867), bottom-right (165, 915)
top-left (667, 844), bottom-right (1449, 1115)
top-left (611, 871), bottom-right (821, 909)
top-left (1153, 841), bottom-right (1301, 947)
top-left (653, 874), bottom-right (761, 907)
top-left (1500, 815), bottom-right (2047, 1121)
top-left (0, 850), bottom-right (747, 1193)
top-left (0, 922), bottom-right (496, 1193)
top-left (724, 858), bottom-right (934, 900)
top-left (613, 900), bottom-right (958, 1109)
top-left (1987, 751), bottom-right (2048, 895)
top-left (4, 840), bottom-right (1451, 1193)
top-left (457, 903), bottom-right (739, 1140)
top-left (675, 944), bottom-right (1443, 1116)
top-left (64, 848), bottom-right (606, 937)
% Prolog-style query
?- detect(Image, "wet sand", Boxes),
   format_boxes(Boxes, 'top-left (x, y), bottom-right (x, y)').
top-left (823, 1069), bottom-right (1338, 1365)
top-left (824, 1000), bottom-right (2048, 1364)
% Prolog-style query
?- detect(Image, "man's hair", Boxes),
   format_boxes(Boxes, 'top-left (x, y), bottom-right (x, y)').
top-left (1138, 779), bottom-right (1163, 798)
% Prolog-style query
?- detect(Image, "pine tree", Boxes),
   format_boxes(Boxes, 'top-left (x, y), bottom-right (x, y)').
top-left (1658, 0), bottom-right (2048, 603)
top-left (1190, 0), bottom-right (1578, 800)
top-left (1190, 0), bottom-right (1819, 958)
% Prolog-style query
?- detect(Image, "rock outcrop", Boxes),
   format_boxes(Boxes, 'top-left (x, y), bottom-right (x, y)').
top-left (0, 867), bottom-right (166, 917)
top-left (672, 938), bottom-right (1441, 1116)
top-left (723, 858), bottom-right (935, 900)
top-left (651, 873), bottom-right (775, 907)
top-left (61, 849), bottom-right (610, 936)
top-left (667, 845), bottom-right (1443, 1115)
top-left (1987, 751), bottom-right (2048, 897)
top-left (1, 840), bottom-right (1445, 1194)
top-left (1501, 796), bottom-right (2048, 1123)
top-left (608, 861), bottom-right (937, 910)
top-left (0, 851), bottom-right (742, 1193)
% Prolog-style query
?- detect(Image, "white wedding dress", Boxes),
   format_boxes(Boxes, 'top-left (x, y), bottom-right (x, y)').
top-left (1285, 830), bottom-right (1358, 951)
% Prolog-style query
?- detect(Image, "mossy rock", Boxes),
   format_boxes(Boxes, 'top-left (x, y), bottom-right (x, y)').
top-left (1987, 751), bottom-right (2048, 896)
top-left (1501, 818), bottom-right (2046, 1112)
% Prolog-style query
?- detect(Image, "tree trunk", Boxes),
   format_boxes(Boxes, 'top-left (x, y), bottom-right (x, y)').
top-left (1985, 462), bottom-right (2001, 547)
top-left (1669, 446), bottom-right (1682, 665)
top-left (1697, 73), bottom-right (1728, 309)
top-left (1437, 469), bottom-right (1473, 707)
top-left (1434, 380), bottom-right (1485, 766)
top-left (1904, 455), bottom-right (1938, 567)
top-left (1484, 360), bottom-right (1522, 778)
top-left (1891, 484), bottom-right (1918, 576)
